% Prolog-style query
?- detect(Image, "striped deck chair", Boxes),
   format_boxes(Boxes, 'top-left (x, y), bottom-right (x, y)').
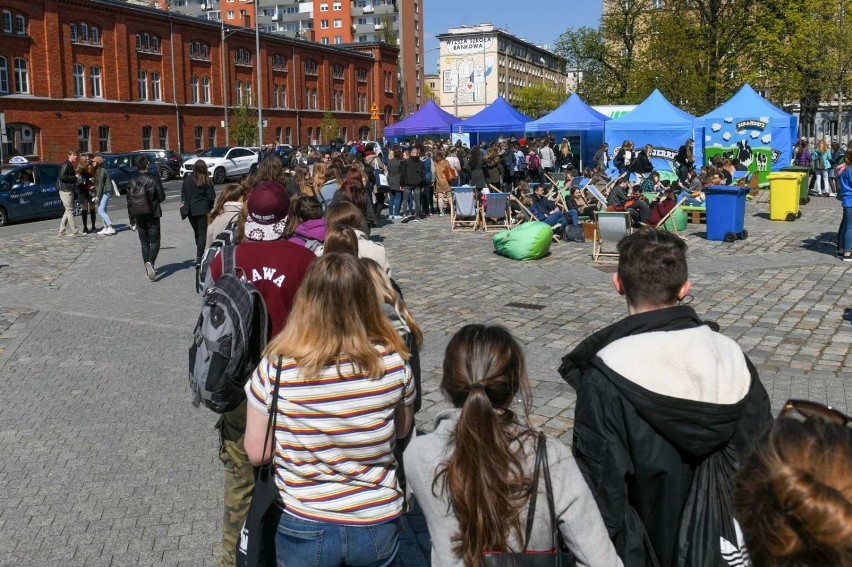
top-left (450, 185), bottom-right (479, 231)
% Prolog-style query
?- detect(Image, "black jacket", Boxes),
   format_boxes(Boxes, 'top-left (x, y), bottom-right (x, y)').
top-left (58, 160), bottom-right (78, 192)
top-left (559, 306), bottom-right (771, 567)
top-left (400, 156), bottom-right (425, 187)
top-left (181, 175), bottom-right (216, 217)
top-left (630, 150), bottom-right (654, 174)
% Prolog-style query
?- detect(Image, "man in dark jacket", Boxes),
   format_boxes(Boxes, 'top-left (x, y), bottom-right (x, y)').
top-left (129, 156), bottom-right (166, 281)
top-left (56, 149), bottom-right (81, 237)
top-left (559, 229), bottom-right (770, 566)
top-left (399, 146), bottom-right (425, 222)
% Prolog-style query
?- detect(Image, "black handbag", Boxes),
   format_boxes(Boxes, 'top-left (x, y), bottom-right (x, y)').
top-left (235, 358), bottom-right (283, 567)
top-left (482, 435), bottom-right (576, 567)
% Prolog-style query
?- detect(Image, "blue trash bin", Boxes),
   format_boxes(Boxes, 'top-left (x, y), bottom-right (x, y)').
top-left (704, 185), bottom-right (749, 242)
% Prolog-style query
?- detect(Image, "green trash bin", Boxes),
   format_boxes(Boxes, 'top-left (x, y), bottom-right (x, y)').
top-left (780, 165), bottom-right (811, 205)
top-left (767, 172), bottom-right (804, 221)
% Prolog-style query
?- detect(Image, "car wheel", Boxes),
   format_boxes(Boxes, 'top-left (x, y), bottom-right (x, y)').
top-left (0, 207), bottom-right (7, 227)
top-left (213, 167), bottom-right (226, 184)
top-left (159, 166), bottom-right (171, 181)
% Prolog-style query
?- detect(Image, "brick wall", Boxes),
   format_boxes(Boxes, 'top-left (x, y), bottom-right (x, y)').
top-left (0, 0), bottom-right (398, 161)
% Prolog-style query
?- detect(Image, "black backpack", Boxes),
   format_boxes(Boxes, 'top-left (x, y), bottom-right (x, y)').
top-left (127, 174), bottom-right (154, 216)
top-left (189, 245), bottom-right (269, 413)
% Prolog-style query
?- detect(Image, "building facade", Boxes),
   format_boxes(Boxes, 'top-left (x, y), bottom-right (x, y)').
top-left (170, 0), bottom-right (423, 118)
top-left (435, 24), bottom-right (569, 119)
top-left (0, 0), bottom-right (398, 162)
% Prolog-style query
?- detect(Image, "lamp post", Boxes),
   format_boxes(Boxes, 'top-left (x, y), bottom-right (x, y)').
top-left (252, 0), bottom-right (263, 148)
top-left (220, 2), bottom-right (263, 147)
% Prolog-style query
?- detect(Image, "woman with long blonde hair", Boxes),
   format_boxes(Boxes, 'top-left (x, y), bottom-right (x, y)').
top-left (243, 253), bottom-right (415, 567)
top-left (812, 139), bottom-right (835, 197)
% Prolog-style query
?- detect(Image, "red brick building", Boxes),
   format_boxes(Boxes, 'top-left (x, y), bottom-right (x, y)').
top-left (0, 0), bottom-right (398, 162)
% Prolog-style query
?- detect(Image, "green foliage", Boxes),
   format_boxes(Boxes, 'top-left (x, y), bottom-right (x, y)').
top-left (231, 102), bottom-right (257, 147)
top-left (378, 12), bottom-right (395, 44)
top-left (514, 84), bottom-right (568, 118)
top-left (320, 111), bottom-right (339, 144)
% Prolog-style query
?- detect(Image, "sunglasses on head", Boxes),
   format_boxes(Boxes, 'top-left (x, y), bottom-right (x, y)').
top-left (778, 399), bottom-right (850, 427)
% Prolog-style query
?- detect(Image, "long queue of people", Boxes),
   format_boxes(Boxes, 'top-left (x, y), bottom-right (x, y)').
top-left (183, 150), bottom-right (852, 567)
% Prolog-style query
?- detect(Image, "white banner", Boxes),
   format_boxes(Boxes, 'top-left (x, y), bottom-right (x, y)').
top-left (444, 35), bottom-right (492, 55)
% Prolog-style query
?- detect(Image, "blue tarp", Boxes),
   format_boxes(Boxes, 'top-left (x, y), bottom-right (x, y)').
top-left (699, 84), bottom-right (798, 173)
top-left (605, 89), bottom-right (704, 172)
top-left (383, 100), bottom-right (461, 137)
top-left (527, 93), bottom-right (610, 168)
top-left (458, 96), bottom-right (532, 139)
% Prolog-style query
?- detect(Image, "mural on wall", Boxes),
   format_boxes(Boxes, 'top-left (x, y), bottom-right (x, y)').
top-left (442, 35), bottom-right (493, 104)
top-left (704, 117), bottom-right (779, 183)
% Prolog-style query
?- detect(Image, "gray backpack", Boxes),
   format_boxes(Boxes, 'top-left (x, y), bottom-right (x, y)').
top-left (189, 246), bottom-right (269, 413)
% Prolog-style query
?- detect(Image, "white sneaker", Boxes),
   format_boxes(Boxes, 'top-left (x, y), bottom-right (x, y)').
top-left (105, 226), bottom-right (116, 235)
top-left (97, 227), bottom-right (109, 235)
top-left (829, 192), bottom-right (837, 197)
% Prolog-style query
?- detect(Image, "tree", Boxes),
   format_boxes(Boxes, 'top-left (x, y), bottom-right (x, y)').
top-left (424, 82), bottom-right (436, 102)
top-left (553, 26), bottom-right (614, 104)
top-left (378, 12), bottom-right (395, 44)
top-left (320, 111), bottom-right (339, 144)
top-left (514, 84), bottom-right (568, 118)
top-left (231, 102), bottom-right (257, 146)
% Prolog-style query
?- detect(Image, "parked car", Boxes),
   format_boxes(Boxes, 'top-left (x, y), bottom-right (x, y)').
top-left (0, 162), bottom-right (63, 226)
top-left (100, 153), bottom-right (161, 195)
top-left (180, 146), bottom-right (257, 184)
top-left (132, 149), bottom-right (182, 181)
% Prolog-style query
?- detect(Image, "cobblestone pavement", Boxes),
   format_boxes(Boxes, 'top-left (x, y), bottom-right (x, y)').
top-left (0, 195), bottom-right (849, 566)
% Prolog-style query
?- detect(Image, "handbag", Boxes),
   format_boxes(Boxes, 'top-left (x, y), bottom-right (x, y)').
top-left (375, 170), bottom-right (390, 189)
top-left (445, 163), bottom-right (458, 183)
top-left (235, 357), bottom-right (283, 567)
top-left (482, 435), bottom-right (576, 567)
top-left (179, 201), bottom-right (189, 220)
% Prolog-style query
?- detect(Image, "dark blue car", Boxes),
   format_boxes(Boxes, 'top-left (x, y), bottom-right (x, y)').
top-left (0, 162), bottom-right (63, 226)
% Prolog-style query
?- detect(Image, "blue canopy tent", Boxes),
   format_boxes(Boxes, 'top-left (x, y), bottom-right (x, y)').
top-left (383, 100), bottom-right (461, 139)
top-left (605, 89), bottom-right (703, 174)
top-left (527, 93), bottom-right (610, 169)
top-left (699, 84), bottom-right (798, 183)
top-left (458, 96), bottom-right (533, 144)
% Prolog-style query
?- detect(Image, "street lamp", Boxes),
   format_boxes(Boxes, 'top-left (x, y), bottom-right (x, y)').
top-left (219, 2), bottom-right (263, 147)
top-left (251, 0), bottom-right (263, 148)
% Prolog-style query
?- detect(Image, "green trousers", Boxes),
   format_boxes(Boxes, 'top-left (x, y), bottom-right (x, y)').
top-left (217, 401), bottom-right (254, 567)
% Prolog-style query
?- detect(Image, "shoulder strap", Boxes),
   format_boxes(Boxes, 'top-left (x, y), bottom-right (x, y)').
top-left (522, 433), bottom-right (546, 552)
top-left (222, 245), bottom-right (236, 275)
top-left (539, 435), bottom-right (561, 553)
top-left (259, 356), bottom-right (283, 471)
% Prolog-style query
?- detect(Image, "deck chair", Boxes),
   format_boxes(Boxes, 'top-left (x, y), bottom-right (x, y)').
top-left (593, 211), bottom-right (631, 262)
top-left (479, 192), bottom-right (511, 232)
top-left (654, 196), bottom-right (688, 240)
top-left (585, 184), bottom-right (609, 209)
top-left (450, 185), bottom-right (480, 231)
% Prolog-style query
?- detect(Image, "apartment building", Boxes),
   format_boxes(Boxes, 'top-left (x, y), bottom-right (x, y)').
top-left (0, 0), bottom-right (398, 160)
top-left (435, 24), bottom-right (570, 119)
top-left (170, 0), bottom-right (423, 118)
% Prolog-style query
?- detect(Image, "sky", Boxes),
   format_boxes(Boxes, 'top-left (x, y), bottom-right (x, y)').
top-left (422, 0), bottom-right (603, 74)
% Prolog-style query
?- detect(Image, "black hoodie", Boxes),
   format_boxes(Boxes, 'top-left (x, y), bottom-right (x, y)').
top-left (559, 306), bottom-right (771, 566)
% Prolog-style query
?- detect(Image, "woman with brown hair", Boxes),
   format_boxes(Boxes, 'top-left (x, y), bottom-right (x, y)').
top-left (78, 154), bottom-right (98, 233)
top-left (293, 164), bottom-right (313, 196)
top-left (324, 201), bottom-right (390, 275)
top-left (243, 253), bottom-right (414, 567)
top-left (205, 183), bottom-right (248, 246)
top-left (331, 165), bottom-right (375, 231)
top-left (181, 160), bottom-right (216, 270)
top-left (734, 400), bottom-right (852, 566)
top-left (404, 325), bottom-right (620, 567)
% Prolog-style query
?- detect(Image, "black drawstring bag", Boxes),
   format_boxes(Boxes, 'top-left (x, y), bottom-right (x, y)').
top-left (482, 434), bottom-right (577, 567)
top-left (235, 358), bottom-right (283, 567)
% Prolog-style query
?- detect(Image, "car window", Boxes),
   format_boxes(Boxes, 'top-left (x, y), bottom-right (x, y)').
top-left (118, 155), bottom-right (133, 168)
top-left (0, 171), bottom-right (12, 191)
top-left (36, 165), bottom-right (61, 185)
top-left (229, 148), bottom-right (249, 158)
top-left (200, 148), bottom-right (228, 158)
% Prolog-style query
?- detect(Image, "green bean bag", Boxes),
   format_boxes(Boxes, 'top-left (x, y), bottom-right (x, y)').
top-left (659, 206), bottom-right (688, 232)
top-left (492, 221), bottom-right (552, 261)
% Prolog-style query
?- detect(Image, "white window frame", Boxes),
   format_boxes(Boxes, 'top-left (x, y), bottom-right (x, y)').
top-left (0, 57), bottom-right (8, 93)
top-left (190, 75), bottom-right (199, 103)
top-left (90, 66), bottom-right (102, 98)
top-left (73, 63), bottom-right (86, 97)
top-left (202, 76), bottom-right (211, 103)
top-left (13, 58), bottom-right (28, 93)
top-left (151, 72), bottom-right (161, 101)
top-left (138, 70), bottom-right (147, 100)
top-left (2, 10), bottom-right (11, 33)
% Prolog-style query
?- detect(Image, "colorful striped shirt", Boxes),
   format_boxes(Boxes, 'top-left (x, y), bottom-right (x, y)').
top-left (245, 347), bottom-right (414, 525)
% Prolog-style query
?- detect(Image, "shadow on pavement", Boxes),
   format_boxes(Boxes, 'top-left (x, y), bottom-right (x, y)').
top-left (801, 232), bottom-right (839, 257)
top-left (155, 258), bottom-right (195, 281)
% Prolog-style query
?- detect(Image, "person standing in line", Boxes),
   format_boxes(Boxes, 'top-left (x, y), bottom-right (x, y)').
top-left (181, 160), bottom-right (217, 286)
top-left (243, 253), bottom-right (414, 567)
top-left (593, 142), bottom-right (610, 171)
top-left (539, 140), bottom-right (557, 180)
top-left (207, 180), bottom-right (315, 567)
top-left (129, 156), bottom-right (166, 282)
top-left (78, 154), bottom-right (98, 234)
top-left (56, 149), bottom-right (82, 237)
top-left (812, 139), bottom-right (835, 197)
top-left (386, 148), bottom-right (404, 220)
top-left (92, 156), bottom-right (115, 235)
top-left (400, 146), bottom-right (425, 222)
top-left (836, 149), bottom-right (852, 261)
top-left (560, 229), bottom-right (771, 565)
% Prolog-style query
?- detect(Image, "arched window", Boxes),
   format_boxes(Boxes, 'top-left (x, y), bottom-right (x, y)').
top-left (2, 10), bottom-right (11, 33)
top-left (304, 59), bottom-right (317, 75)
top-left (5, 123), bottom-right (37, 156)
top-left (272, 54), bottom-right (286, 71)
top-left (15, 14), bottom-right (25, 35)
top-left (81, 23), bottom-right (88, 43)
top-left (357, 68), bottom-right (367, 83)
top-left (78, 125), bottom-right (91, 153)
top-left (70, 23), bottom-right (77, 42)
top-left (142, 125), bottom-right (152, 150)
top-left (359, 126), bottom-right (370, 140)
top-left (138, 70), bottom-right (147, 100)
top-left (235, 80), bottom-right (242, 105)
top-left (137, 32), bottom-right (161, 53)
top-left (190, 75), bottom-right (198, 103)
top-left (98, 125), bottom-right (110, 152)
top-left (91, 26), bottom-right (99, 45)
top-left (332, 64), bottom-right (344, 79)
top-left (73, 63), bottom-right (85, 97)
top-left (202, 76), bottom-right (210, 103)
top-left (151, 72), bottom-right (161, 101)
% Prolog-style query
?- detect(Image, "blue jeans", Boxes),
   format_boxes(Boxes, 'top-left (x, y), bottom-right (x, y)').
top-left (275, 512), bottom-right (400, 567)
top-left (566, 208), bottom-right (578, 225)
top-left (97, 192), bottom-right (112, 226)
top-left (839, 207), bottom-right (852, 252)
top-left (388, 190), bottom-right (402, 217)
top-left (542, 211), bottom-right (568, 228)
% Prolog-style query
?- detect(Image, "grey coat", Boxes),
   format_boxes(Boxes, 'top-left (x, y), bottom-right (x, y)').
top-left (403, 409), bottom-right (622, 567)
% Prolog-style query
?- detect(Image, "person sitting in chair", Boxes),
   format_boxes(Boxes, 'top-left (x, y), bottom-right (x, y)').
top-left (531, 184), bottom-right (572, 237)
top-left (609, 178), bottom-right (651, 226)
top-left (568, 186), bottom-right (597, 219)
top-left (648, 186), bottom-right (678, 227)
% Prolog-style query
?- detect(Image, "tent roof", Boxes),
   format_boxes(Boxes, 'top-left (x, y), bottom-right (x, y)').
top-left (383, 100), bottom-right (461, 136)
top-left (527, 93), bottom-right (610, 132)
top-left (699, 84), bottom-right (794, 121)
top-left (458, 96), bottom-right (532, 133)
top-left (607, 89), bottom-right (695, 130)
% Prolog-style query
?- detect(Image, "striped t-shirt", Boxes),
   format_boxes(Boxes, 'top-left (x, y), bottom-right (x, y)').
top-left (245, 347), bottom-right (414, 525)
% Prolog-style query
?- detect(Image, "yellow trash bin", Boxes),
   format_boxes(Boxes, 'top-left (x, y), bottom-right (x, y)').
top-left (767, 172), bottom-right (804, 221)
